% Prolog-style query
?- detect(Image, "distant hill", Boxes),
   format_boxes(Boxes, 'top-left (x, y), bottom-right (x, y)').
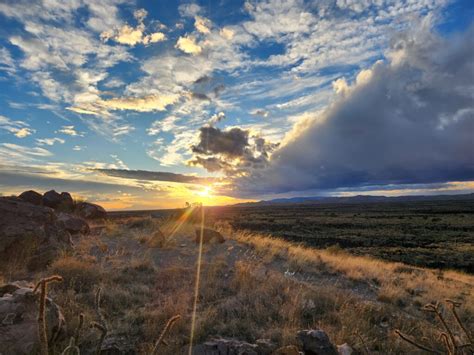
top-left (231, 193), bottom-right (474, 207)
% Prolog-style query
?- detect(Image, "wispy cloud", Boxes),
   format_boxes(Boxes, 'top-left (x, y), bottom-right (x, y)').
top-left (36, 137), bottom-right (65, 146)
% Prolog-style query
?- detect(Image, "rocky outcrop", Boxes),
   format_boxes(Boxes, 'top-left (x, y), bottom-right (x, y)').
top-left (192, 337), bottom-right (277, 355)
top-left (192, 332), bottom-right (351, 355)
top-left (0, 197), bottom-right (72, 270)
top-left (59, 192), bottom-right (74, 212)
top-left (42, 190), bottom-right (62, 208)
top-left (57, 213), bottom-right (90, 235)
top-left (76, 201), bottom-right (107, 219)
top-left (297, 329), bottom-right (338, 355)
top-left (0, 281), bottom-right (66, 354)
top-left (194, 228), bottom-right (225, 244)
top-left (19, 190), bottom-right (43, 206)
top-left (192, 340), bottom-right (257, 354)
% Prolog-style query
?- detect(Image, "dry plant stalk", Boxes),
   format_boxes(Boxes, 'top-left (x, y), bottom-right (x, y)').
top-left (34, 275), bottom-right (63, 355)
top-left (394, 330), bottom-right (441, 354)
top-left (60, 337), bottom-right (80, 355)
top-left (91, 288), bottom-right (108, 355)
top-left (151, 315), bottom-right (181, 354)
top-left (395, 300), bottom-right (473, 354)
top-left (61, 313), bottom-right (84, 355)
top-left (446, 299), bottom-right (473, 345)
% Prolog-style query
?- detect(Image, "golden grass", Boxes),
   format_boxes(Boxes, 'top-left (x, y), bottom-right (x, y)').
top-left (2, 216), bottom-right (471, 354)
top-left (229, 230), bottom-right (474, 315)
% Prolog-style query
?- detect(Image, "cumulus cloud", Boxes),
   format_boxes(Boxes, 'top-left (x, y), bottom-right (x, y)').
top-left (178, 3), bottom-right (202, 17)
top-left (192, 126), bottom-right (249, 157)
top-left (232, 20), bottom-right (474, 195)
top-left (210, 112), bottom-right (226, 124)
top-left (189, 125), bottom-right (278, 176)
top-left (195, 16), bottom-right (211, 34)
top-left (175, 35), bottom-right (202, 55)
top-left (0, 115), bottom-right (35, 137)
top-left (100, 8), bottom-right (166, 46)
top-left (56, 125), bottom-right (83, 136)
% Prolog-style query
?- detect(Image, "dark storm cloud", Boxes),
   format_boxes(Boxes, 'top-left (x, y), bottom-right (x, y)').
top-left (94, 169), bottom-right (216, 185)
top-left (189, 125), bottom-right (278, 176)
top-left (192, 126), bottom-right (250, 157)
top-left (188, 156), bottom-right (231, 172)
top-left (190, 92), bottom-right (211, 101)
top-left (233, 21), bottom-right (474, 196)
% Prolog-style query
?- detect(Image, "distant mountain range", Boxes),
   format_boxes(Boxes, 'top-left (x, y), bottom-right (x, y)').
top-left (232, 193), bottom-right (474, 207)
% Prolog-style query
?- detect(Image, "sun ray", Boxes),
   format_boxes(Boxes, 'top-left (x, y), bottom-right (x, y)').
top-left (188, 205), bottom-right (205, 355)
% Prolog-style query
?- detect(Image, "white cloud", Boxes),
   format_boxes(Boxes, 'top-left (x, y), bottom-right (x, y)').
top-left (175, 35), bottom-right (202, 55)
top-left (36, 137), bottom-right (65, 146)
top-left (0, 115), bottom-right (35, 138)
top-left (56, 125), bottom-right (83, 137)
top-left (100, 8), bottom-right (166, 46)
top-left (0, 143), bottom-right (52, 165)
top-left (195, 16), bottom-right (211, 34)
top-left (178, 3), bottom-right (202, 17)
top-left (233, 21), bottom-right (474, 196)
top-left (0, 47), bottom-right (16, 74)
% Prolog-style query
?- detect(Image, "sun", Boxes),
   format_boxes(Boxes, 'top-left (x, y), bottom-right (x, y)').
top-left (196, 186), bottom-right (213, 198)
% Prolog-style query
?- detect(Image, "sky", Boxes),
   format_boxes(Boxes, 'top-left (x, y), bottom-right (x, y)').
top-left (0, 0), bottom-right (473, 210)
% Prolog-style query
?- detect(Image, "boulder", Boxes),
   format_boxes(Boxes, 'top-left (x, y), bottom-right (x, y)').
top-left (43, 190), bottom-right (62, 208)
top-left (76, 202), bottom-right (107, 219)
top-left (192, 338), bottom-right (259, 354)
top-left (0, 197), bottom-right (72, 270)
top-left (19, 190), bottom-right (43, 206)
top-left (0, 281), bottom-right (66, 354)
top-left (57, 213), bottom-right (90, 235)
top-left (59, 192), bottom-right (74, 211)
top-left (194, 228), bottom-right (225, 244)
top-left (297, 329), bottom-right (338, 355)
top-left (100, 334), bottom-right (135, 354)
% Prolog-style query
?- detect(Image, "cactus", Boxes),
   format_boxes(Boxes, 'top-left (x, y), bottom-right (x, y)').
top-left (151, 315), bottom-right (181, 354)
top-left (91, 288), bottom-right (108, 355)
top-left (34, 275), bottom-right (63, 355)
top-left (395, 300), bottom-right (473, 354)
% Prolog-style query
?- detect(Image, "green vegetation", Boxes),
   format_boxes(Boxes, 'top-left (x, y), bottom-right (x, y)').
top-left (203, 199), bottom-right (474, 272)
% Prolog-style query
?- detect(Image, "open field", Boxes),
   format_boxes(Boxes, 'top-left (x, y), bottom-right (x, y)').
top-left (196, 198), bottom-right (474, 273)
top-left (3, 212), bottom-right (473, 354)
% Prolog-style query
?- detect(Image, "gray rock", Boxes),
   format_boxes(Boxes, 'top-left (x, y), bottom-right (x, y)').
top-left (19, 190), bottom-right (43, 205)
top-left (43, 190), bottom-right (62, 208)
top-left (255, 339), bottom-right (277, 354)
top-left (297, 329), bottom-right (338, 355)
top-left (100, 334), bottom-right (136, 354)
top-left (76, 202), bottom-right (107, 219)
top-left (57, 213), bottom-right (90, 235)
top-left (192, 338), bottom-right (259, 355)
top-left (0, 197), bottom-right (72, 270)
top-left (0, 282), bottom-right (66, 354)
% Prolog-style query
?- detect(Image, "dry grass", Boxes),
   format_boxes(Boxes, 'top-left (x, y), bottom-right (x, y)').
top-left (2, 216), bottom-right (472, 354)
top-left (229, 229), bottom-right (473, 313)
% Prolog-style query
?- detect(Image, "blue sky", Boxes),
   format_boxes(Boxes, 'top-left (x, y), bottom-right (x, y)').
top-left (0, 0), bottom-right (473, 209)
